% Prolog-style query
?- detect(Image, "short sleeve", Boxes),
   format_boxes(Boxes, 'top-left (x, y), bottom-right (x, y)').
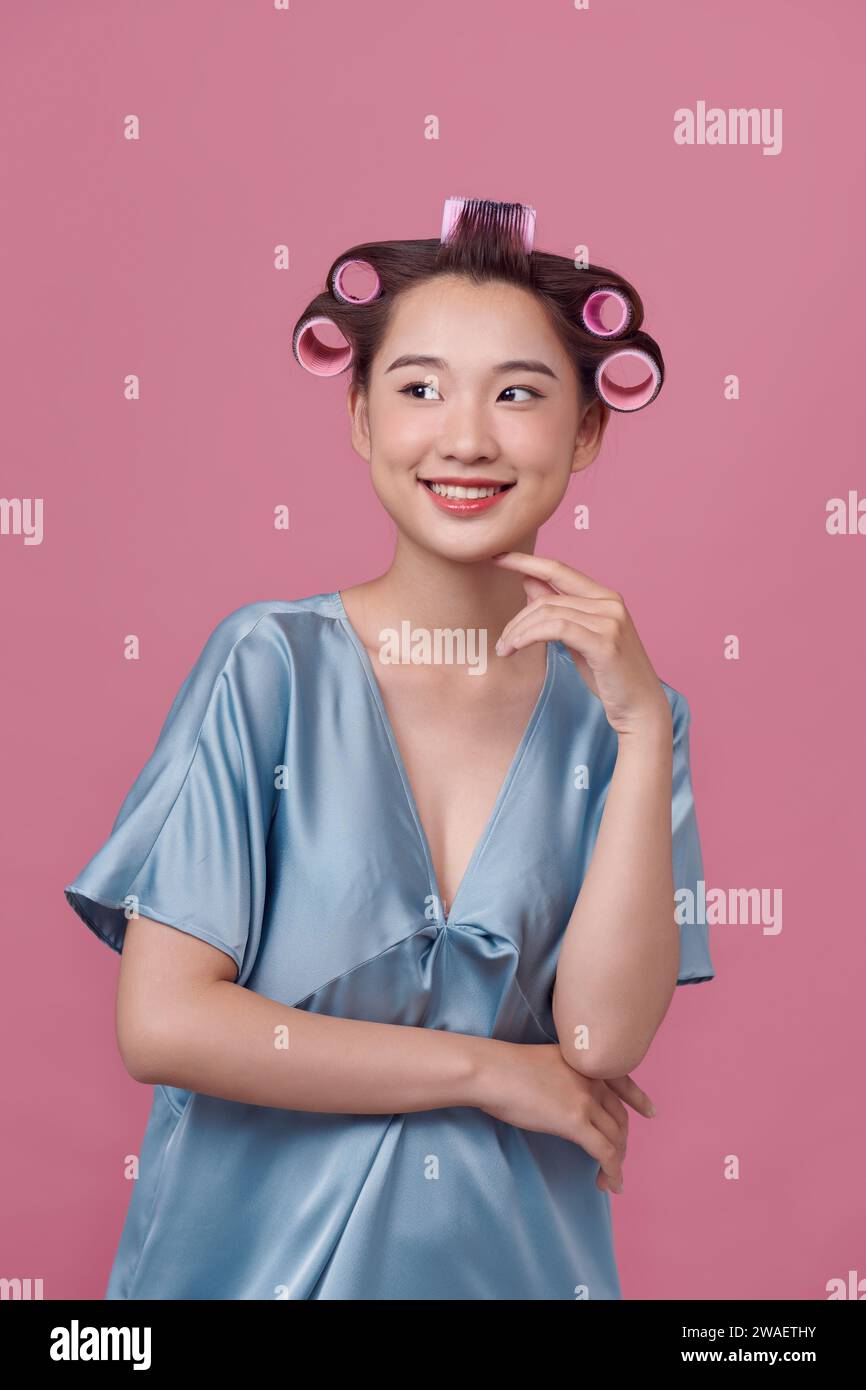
top-left (670, 691), bottom-right (715, 985)
top-left (63, 608), bottom-right (289, 987)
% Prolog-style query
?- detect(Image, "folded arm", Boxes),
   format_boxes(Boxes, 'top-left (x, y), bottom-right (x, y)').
top-left (116, 915), bottom-right (493, 1114)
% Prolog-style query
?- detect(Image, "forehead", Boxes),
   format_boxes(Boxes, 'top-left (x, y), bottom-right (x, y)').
top-left (381, 275), bottom-right (558, 356)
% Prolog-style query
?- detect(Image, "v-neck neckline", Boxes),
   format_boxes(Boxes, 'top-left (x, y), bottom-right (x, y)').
top-left (333, 589), bottom-right (556, 930)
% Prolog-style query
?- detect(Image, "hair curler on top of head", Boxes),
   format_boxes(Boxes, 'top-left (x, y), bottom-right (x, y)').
top-left (291, 194), bottom-right (664, 413)
top-left (440, 196), bottom-right (536, 255)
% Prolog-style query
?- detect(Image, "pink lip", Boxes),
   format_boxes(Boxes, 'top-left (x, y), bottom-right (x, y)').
top-left (418, 477), bottom-right (514, 516)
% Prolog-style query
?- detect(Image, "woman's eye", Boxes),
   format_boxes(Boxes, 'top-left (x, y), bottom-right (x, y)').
top-left (400, 382), bottom-right (441, 400)
top-left (500, 386), bottom-right (541, 403)
top-left (399, 383), bottom-right (541, 402)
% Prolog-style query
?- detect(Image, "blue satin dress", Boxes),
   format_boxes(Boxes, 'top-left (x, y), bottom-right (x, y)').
top-left (64, 590), bottom-right (715, 1300)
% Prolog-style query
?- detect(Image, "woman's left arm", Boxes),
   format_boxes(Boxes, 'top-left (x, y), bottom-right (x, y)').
top-left (492, 551), bottom-right (683, 1081)
top-left (550, 714), bottom-right (679, 1079)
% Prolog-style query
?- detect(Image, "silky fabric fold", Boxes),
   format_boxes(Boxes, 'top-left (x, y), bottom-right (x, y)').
top-left (64, 590), bottom-right (715, 1300)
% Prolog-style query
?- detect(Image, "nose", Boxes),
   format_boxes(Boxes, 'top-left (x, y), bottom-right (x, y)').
top-left (435, 395), bottom-right (499, 465)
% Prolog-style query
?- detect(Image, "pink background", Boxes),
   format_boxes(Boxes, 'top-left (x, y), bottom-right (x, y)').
top-left (2, 0), bottom-right (863, 1300)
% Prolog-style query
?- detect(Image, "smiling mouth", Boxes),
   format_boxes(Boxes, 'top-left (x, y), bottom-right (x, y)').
top-left (420, 479), bottom-right (515, 499)
top-left (417, 476), bottom-right (516, 517)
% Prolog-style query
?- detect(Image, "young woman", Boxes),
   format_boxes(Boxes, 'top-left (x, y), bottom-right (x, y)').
top-left (64, 196), bottom-right (715, 1301)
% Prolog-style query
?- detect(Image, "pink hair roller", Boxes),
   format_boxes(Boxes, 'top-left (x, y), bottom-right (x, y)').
top-left (441, 195), bottom-right (536, 254)
top-left (292, 315), bottom-right (353, 377)
top-left (581, 287), bottom-right (632, 338)
top-left (292, 260), bottom-right (381, 376)
top-left (595, 348), bottom-right (662, 413)
top-left (330, 258), bottom-right (382, 305)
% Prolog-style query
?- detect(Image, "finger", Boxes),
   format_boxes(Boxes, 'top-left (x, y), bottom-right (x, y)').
top-left (491, 551), bottom-right (617, 600)
top-left (596, 1167), bottom-right (623, 1194)
top-left (599, 1090), bottom-right (629, 1158)
top-left (605, 1075), bottom-right (655, 1118)
top-left (498, 611), bottom-right (610, 657)
top-left (495, 613), bottom-right (602, 695)
top-left (605, 1074), bottom-right (656, 1119)
top-left (589, 1099), bottom-right (627, 1162)
top-left (521, 575), bottom-right (558, 603)
top-left (498, 594), bottom-right (622, 648)
top-left (572, 1116), bottom-right (624, 1193)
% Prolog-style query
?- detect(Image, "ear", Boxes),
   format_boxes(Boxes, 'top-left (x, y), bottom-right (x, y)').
top-left (347, 384), bottom-right (372, 463)
top-left (571, 397), bottom-right (610, 476)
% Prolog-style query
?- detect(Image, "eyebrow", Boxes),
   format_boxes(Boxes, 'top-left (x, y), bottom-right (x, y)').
top-left (384, 354), bottom-right (559, 380)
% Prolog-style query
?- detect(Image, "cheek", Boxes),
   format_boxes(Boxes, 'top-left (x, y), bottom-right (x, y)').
top-left (516, 452), bottom-right (575, 510)
top-left (374, 403), bottom-right (434, 460)
top-left (505, 410), bottom-right (566, 456)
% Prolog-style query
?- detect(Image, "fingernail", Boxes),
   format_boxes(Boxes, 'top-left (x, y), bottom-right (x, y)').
top-left (495, 639), bottom-right (505, 655)
top-left (647, 1103), bottom-right (656, 1116)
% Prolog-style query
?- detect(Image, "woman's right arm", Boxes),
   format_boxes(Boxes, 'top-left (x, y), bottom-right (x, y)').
top-left (117, 915), bottom-right (488, 1114)
top-left (117, 915), bottom-right (638, 1193)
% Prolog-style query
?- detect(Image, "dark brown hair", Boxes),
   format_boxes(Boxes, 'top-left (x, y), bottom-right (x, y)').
top-left (292, 198), bottom-right (664, 411)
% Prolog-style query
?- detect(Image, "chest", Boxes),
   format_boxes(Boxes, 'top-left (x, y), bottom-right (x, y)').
top-left (258, 620), bottom-right (600, 1016)
top-left (370, 655), bottom-right (549, 916)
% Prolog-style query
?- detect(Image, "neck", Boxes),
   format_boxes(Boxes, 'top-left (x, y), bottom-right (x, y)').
top-left (351, 533), bottom-right (541, 638)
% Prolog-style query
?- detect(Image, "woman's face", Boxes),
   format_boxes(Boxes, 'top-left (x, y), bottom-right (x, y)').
top-left (348, 274), bottom-right (608, 561)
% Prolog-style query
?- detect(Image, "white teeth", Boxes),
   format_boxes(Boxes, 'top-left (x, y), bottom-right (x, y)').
top-left (427, 482), bottom-right (507, 499)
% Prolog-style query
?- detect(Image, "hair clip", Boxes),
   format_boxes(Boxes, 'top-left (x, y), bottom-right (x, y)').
top-left (441, 195), bottom-right (536, 254)
top-left (594, 348), bottom-right (662, 413)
